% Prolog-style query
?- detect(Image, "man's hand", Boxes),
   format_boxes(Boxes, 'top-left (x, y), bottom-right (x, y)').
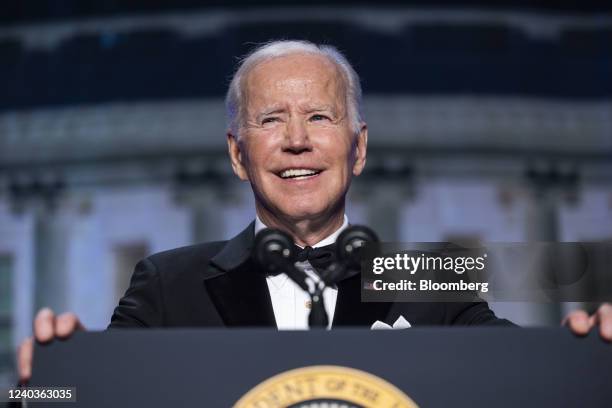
top-left (564, 303), bottom-right (612, 341)
top-left (17, 308), bottom-right (84, 383)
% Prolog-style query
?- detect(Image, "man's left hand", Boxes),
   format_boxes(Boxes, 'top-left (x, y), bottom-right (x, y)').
top-left (563, 303), bottom-right (612, 341)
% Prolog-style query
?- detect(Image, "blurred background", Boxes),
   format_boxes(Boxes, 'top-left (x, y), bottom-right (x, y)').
top-left (0, 0), bottom-right (611, 387)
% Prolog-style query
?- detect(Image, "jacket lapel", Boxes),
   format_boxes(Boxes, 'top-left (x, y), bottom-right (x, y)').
top-left (203, 222), bottom-right (277, 328)
top-left (332, 270), bottom-right (393, 327)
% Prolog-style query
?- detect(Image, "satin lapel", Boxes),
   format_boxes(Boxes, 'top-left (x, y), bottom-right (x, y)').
top-left (203, 222), bottom-right (277, 328)
top-left (332, 271), bottom-right (392, 327)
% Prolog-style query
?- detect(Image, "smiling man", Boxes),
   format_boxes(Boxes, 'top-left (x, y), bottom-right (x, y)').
top-left (16, 40), bottom-right (612, 383)
top-left (226, 43), bottom-right (366, 247)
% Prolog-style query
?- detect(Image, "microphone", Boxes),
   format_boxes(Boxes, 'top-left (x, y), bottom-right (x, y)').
top-left (336, 225), bottom-right (379, 266)
top-left (253, 228), bottom-right (309, 292)
top-left (253, 225), bottom-right (379, 329)
top-left (254, 228), bottom-right (329, 328)
top-left (321, 225), bottom-right (379, 284)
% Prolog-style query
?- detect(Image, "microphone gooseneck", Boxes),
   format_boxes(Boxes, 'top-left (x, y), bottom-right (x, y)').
top-left (253, 225), bottom-right (379, 329)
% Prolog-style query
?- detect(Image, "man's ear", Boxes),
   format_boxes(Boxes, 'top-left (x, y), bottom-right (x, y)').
top-left (227, 131), bottom-right (249, 181)
top-left (352, 123), bottom-right (368, 176)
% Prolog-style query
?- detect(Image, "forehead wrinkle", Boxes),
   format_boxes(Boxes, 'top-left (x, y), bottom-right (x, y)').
top-left (243, 53), bottom-right (349, 121)
top-left (291, 74), bottom-right (346, 116)
top-left (259, 105), bottom-right (286, 116)
top-left (299, 104), bottom-right (336, 115)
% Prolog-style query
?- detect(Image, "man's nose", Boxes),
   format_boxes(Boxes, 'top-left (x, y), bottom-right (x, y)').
top-left (282, 118), bottom-right (312, 153)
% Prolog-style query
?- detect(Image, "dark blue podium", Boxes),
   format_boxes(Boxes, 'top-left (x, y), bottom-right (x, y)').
top-left (28, 328), bottom-right (611, 407)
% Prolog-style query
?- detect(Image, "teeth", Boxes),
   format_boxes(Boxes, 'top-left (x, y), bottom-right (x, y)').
top-left (280, 169), bottom-right (319, 178)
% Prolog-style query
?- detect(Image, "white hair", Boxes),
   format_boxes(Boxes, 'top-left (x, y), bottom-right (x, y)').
top-left (225, 40), bottom-right (364, 138)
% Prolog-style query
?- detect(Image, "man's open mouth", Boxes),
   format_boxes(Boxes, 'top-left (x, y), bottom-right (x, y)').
top-left (278, 168), bottom-right (323, 180)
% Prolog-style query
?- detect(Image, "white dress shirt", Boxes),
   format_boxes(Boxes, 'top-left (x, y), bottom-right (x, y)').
top-left (255, 215), bottom-right (348, 330)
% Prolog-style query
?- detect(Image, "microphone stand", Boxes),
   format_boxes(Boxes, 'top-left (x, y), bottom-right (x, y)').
top-left (254, 229), bottom-right (330, 328)
top-left (293, 262), bottom-right (329, 328)
top-left (254, 225), bottom-right (379, 329)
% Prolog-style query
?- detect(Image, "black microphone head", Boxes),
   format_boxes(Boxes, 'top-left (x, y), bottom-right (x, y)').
top-left (253, 228), bottom-right (295, 274)
top-left (336, 225), bottom-right (379, 268)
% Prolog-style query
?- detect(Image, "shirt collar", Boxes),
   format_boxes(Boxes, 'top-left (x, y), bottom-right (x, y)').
top-left (254, 214), bottom-right (349, 248)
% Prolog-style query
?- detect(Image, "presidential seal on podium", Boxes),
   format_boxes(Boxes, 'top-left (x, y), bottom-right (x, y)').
top-left (235, 365), bottom-right (419, 408)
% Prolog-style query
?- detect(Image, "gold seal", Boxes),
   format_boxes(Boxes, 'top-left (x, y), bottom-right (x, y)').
top-left (234, 365), bottom-right (419, 408)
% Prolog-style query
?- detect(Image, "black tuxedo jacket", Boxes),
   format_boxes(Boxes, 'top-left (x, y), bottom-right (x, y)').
top-left (109, 222), bottom-right (513, 329)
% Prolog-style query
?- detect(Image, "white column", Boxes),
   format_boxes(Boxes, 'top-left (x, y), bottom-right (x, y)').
top-left (32, 201), bottom-right (72, 313)
top-left (523, 189), bottom-right (563, 325)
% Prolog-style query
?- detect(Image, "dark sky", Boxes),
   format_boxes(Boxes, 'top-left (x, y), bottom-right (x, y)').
top-left (1, 0), bottom-right (610, 26)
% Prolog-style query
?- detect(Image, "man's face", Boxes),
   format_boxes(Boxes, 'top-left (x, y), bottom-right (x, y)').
top-left (228, 53), bottom-right (367, 224)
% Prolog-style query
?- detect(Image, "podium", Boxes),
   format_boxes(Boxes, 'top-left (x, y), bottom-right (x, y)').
top-left (29, 328), bottom-right (611, 407)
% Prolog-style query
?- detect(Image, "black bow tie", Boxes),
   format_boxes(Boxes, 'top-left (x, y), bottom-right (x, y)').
top-left (295, 243), bottom-right (337, 275)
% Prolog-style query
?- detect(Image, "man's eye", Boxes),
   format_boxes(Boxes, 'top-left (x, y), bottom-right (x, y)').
top-left (261, 117), bottom-right (279, 125)
top-left (310, 114), bottom-right (330, 122)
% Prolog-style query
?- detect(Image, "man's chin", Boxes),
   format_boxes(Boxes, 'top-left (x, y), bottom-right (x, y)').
top-left (269, 205), bottom-right (334, 224)
top-left (256, 194), bottom-right (343, 224)
top-left (281, 210), bottom-right (326, 222)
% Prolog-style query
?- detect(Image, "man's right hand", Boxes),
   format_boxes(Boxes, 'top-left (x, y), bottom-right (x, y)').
top-left (17, 308), bottom-right (84, 384)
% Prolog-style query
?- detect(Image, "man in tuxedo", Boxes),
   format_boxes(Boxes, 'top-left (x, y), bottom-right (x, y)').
top-left (17, 40), bottom-right (612, 382)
